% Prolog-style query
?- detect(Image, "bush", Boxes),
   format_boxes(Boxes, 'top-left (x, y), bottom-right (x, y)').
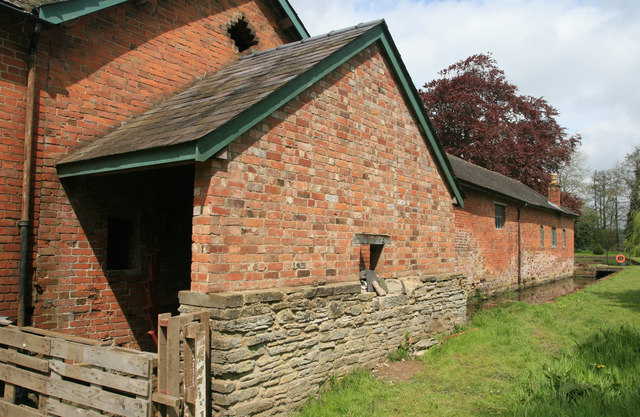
top-left (592, 244), bottom-right (605, 255)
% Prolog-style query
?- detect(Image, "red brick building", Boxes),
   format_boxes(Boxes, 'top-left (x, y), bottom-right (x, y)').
top-left (0, 2), bottom-right (578, 414)
top-left (0, 0), bottom-right (306, 344)
top-left (1, 0), bottom-right (466, 351)
top-left (449, 155), bottom-right (577, 295)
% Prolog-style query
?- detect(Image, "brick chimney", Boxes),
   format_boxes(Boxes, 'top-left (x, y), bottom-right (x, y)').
top-left (548, 173), bottom-right (561, 206)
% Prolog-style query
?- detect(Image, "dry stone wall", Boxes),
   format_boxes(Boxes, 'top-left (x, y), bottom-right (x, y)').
top-left (180, 275), bottom-right (467, 416)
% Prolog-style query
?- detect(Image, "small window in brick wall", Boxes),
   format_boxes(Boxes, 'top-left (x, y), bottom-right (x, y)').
top-left (227, 17), bottom-right (258, 52)
top-left (107, 218), bottom-right (134, 270)
top-left (563, 229), bottom-right (566, 248)
top-left (494, 203), bottom-right (505, 229)
top-left (552, 227), bottom-right (557, 248)
top-left (540, 226), bottom-right (544, 249)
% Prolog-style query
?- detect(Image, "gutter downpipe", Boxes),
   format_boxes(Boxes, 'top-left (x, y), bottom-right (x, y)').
top-left (18, 21), bottom-right (42, 327)
top-left (517, 203), bottom-right (527, 288)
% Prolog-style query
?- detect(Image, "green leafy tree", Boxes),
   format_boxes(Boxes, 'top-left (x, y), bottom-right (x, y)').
top-left (574, 207), bottom-right (597, 251)
top-left (623, 146), bottom-right (640, 240)
top-left (626, 212), bottom-right (640, 256)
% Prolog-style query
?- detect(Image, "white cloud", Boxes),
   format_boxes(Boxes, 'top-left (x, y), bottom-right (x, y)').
top-left (289, 0), bottom-right (640, 173)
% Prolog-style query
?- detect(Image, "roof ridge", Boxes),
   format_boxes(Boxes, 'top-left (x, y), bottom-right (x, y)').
top-left (242, 19), bottom-right (385, 60)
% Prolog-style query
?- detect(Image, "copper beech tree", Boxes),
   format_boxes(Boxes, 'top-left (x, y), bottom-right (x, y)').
top-left (420, 53), bottom-right (582, 212)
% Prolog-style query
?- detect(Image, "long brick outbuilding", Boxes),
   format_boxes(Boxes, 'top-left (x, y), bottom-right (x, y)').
top-left (0, 0), bottom-right (575, 414)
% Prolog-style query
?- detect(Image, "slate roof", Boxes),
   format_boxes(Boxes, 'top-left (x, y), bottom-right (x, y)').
top-left (60, 21), bottom-right (381, 166)
top-left (2, 0), bottom-right (61, 12)
top-left (447, 154), bottom-right (577, 216)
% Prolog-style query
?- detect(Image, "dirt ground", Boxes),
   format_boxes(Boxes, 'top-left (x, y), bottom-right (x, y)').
top-left (372, 359), bottom-right (425, 383)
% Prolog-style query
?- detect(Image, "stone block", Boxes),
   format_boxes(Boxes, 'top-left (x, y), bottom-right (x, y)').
top-left (212, 360), bottom-right (255, 377)
top-left (213, 347), bottom-right (265, 364)
top-left (215, 313), bottom-right (275, 332)
top-left (209, 308), bottom-right (242, 320)
top-left (333, 282), bottom-right (362, 295)
top-left (245, 330), bottom-right (286, 347)
top-left (212, 380), bottom-right (237, 394)
top-left (315, 286), bottom-right (335, 297)
top-left (232, 399), bottom-right (274, 416)
top-left (212, 387), bottom-right (259, 406)
top-left (412, 338), bottom-right (439, 356)
top-left (386, 279), bottom-right (403, 294)
top-left (327, 301), bottom-right (343, 318)
top-left (379, 294), bottom-right (407, 309)
top-left (243, 290), bottom-right (284, 304)
top-left (179, 290), bottom-right (244, 308)
top-left (241, 304), bottom-right (272, 317)
top-left (345, 304), bottom-right (363, 316)
top-left (294, 310), bottom-right (315, 322)
top-left (212, 334), bottom-right (243, 350)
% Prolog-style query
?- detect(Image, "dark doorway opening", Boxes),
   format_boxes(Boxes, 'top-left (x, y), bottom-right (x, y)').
top-left (62, 164), bottom-right (194, 351)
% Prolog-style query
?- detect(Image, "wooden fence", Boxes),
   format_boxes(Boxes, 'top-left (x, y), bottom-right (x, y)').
top-left (0, 312), bottom-right (210, 417)
top-left (154, 312), bottom-right (210, 417)
top-left (0, 325), bottom-right (157, 417)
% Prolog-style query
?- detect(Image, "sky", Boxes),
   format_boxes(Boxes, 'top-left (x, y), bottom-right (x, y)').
top-left (288, 0), bottom-right (640, 174)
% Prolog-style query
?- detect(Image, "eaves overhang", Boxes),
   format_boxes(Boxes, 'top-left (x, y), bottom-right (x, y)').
top-left (33, 0), bottom-right (309, 39)
top-left (57, 20), bottom-right (464, 208)
top-left (276, 0), bottom-right (309, 39)
top-left (38, 0), bottom-right (128, 24)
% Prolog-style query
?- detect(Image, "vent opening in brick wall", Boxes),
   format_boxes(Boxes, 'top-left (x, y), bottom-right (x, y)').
top-left (354, 234), bottom-right (390, 294)
top-left (227, 17), bottom-right (258, 52)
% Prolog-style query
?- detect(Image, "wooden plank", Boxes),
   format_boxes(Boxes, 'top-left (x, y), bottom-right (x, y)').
top-left (0, 347), bottom-right (49, 373)
top-left (0, 327), bottom-right (51, 355)
top-left (184, 324), bottom-right (195, 405)
top-left (157, 312), bottom-right (170, 395)
top-left (195, 314), bottom-right (210, 417)
top-left (167, 316), bottom-right (181, 417)
top-left (20, 327), bottom-right (109, 346)
top-left (49, 339), bottom-right (153, 377)
top-left (144, 357), bottom-right (156, 417)
top-left (0, 363), bottom-right (48, 393)
top-left (49, 359), bottom-right (150, 397)
top-left (0, 400), bottom-right (44, 417)
top-left (3, 382), bottom-right (15, 402)
top-left (151, 392), bottom-right (181, 408)
top-left (47, 377), bottom-right (149, 417)
top-left (46, 398), bottom-right (105, 417)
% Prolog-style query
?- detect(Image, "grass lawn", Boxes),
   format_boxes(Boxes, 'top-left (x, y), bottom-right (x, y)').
top-left (295, 266), bottom-right (640, 417)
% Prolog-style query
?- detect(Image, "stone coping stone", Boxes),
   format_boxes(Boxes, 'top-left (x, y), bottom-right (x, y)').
top-left (179, 282), bottom-right (362, 308)
top-left (420, 274), bottom-right (464, 283)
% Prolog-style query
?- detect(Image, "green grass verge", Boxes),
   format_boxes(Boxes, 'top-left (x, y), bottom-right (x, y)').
top-left (295, 267), bottom-right (640, 417)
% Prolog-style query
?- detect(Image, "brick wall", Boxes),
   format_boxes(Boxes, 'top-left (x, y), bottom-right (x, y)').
top-left (191, 43), bottom-right (458, 293)
top-left (0, 13), bottom-right (29, 320)
top-left (520, 207), bottom-right (574, 286)
top-left (0, 0), bottom-right (292, 345)
top-left (455, 188), bottom-right (575, 295)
